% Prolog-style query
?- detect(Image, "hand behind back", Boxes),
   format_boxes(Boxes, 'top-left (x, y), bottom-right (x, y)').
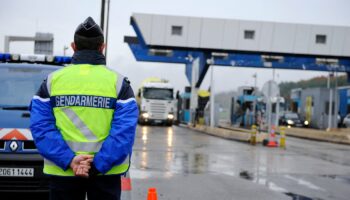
top-left (70, 155), bottom-right (93, 177)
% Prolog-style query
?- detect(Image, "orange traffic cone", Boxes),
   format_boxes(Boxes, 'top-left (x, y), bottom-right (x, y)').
top-left (147, 188), bottom-right (158, 200)
top-left (267, 125), bottom-right (278, 147)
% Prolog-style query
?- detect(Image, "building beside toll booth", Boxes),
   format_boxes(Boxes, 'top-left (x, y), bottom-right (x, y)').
top-left (290, 87), bottom-right (350, 129)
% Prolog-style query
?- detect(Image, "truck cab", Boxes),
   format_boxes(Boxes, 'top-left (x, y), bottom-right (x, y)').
top-left (137, 81), bottom-right (175, 126)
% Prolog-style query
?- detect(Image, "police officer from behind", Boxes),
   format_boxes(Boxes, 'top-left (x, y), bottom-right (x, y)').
top-left (30, 17), bottom-right (138, 200)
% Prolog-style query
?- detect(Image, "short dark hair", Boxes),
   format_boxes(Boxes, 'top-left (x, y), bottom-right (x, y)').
top-left (74, 34), bottom-right (104, 50)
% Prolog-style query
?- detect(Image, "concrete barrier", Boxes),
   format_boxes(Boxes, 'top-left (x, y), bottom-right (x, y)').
top-left (186, 124), bottom-right (267, 143)
top-left (285, 127), bottom-right (350, 145)
top-left (186, 124), bottom-right (350, 145)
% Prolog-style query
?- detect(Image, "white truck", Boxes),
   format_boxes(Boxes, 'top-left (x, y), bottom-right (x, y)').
top-left (137, 79), bottom-right (175, 126)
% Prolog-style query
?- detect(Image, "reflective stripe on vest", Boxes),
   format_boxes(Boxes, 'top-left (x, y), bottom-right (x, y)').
top-left (44, 64), bottom-right (129, 176)
top-left (61, 108), bottom-right (98, 141)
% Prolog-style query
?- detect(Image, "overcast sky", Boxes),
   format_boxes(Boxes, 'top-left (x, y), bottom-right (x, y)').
top-left (0, 0), bottom-right (349, 93)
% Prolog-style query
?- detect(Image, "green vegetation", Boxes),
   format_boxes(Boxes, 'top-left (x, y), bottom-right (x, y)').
top-left (279, 75), bottom-right (349, 101)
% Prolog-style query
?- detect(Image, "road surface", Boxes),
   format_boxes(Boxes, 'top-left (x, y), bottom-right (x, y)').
top-left (130, 125), bottom-right (350, 200)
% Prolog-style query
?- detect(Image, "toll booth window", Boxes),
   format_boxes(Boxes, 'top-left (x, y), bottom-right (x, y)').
top-left (325, 101), bottom-right (335, 115)
top-left (244, 30), bottom-right (255, 40)
top-left (243, 89), bottom-right (254, 95)
top-left (316, 34), bottom-right (327, 44)
top-left (171, 26), bottom-right (183, 36)
top-left (184, 99), bottom-right (190, 109)
top-left (272, 102), bottom-right (284, 113)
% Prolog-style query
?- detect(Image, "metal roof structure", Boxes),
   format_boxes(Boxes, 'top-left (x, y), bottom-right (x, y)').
top-left (124, 13), bottom-right (350, 87)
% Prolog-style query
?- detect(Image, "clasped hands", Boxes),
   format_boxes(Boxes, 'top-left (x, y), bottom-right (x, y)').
top-left (70, 155), bottom-right (94, 177)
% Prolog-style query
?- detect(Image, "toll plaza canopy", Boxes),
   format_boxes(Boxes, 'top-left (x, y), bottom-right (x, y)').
top-left (124, 13), bottom-right (350, 87)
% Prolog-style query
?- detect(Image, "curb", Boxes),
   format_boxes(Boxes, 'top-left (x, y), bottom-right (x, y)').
top-left (181, 124), bottom-right (350, 146)
top-left (183, 124), bottom-right (267, 143)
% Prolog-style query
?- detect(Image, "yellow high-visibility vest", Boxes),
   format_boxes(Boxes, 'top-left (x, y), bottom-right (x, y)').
top-left (43, 64), bottom-right (129, 176)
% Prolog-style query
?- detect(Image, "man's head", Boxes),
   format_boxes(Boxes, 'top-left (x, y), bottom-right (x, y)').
top-left (72, 17), bottom-right (105, 52)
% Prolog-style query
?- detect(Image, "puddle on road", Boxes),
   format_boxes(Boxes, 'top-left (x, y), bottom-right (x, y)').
top-left (284, 175), bottom-right (324, 191)
top-left (239, 170), bottom-right (254, 180)
top-left (319, 174), bottom-right (350, 184)
top-left (238, 170), bottom-right (324, 200)
top-left (285, 192), bottom-right (318, 200)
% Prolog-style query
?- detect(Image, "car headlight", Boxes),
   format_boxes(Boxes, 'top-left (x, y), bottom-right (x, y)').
top-left (304, 120), bottom-right (309, 125)
top-left (287, 120), bottom-right (294, 125)
top-left (167, 113), bottom-right (174, 119)
top-left (142, 112), bottom-right (149, 118)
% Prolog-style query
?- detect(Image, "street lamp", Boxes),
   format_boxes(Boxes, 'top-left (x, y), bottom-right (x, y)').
top-left (207, 57), bottom-right (215, 128)
top-left (327, 71), bottom-right (334, 131)
top-left (100, 0), bottom-right (110, 61)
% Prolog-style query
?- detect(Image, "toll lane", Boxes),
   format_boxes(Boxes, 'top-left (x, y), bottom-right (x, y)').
top-left (130, 126), bottom-right (350, 200)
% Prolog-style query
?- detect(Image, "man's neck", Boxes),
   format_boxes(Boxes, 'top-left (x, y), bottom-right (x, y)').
top-left (71, 50), bottom-right (106, 65)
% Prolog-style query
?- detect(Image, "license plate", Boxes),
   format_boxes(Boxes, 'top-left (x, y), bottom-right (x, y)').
top-left (154, 120), bottom-right (162, 123)
top-left (0, 168), bottom-right (34, 177)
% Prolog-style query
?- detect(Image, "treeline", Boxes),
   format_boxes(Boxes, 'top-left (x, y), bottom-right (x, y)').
top-left (279, 75), bottom-right (349, 101)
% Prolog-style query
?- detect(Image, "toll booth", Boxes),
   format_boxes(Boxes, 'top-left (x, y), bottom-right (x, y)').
top-left (300, 88), bottom-right (338, 129)
top-left (197, 90), bottom-right (210, 125)
top-left (231, 86), bottom-right (259, 127)
top-left (177, 87), bottom-right (210, 124)
top-left (125, 13), bottom-right (350, 90)
top-left (338, 86), bottom-right (350, 121)
top-left (125, 13), bottom-right (350, 128)
top-left (291, 88), bottom-right (302, 113)
top-left (177, 87), bottom-right (191, 124)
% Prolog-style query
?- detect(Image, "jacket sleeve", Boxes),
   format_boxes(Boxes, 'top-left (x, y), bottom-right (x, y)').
top-left (93, 78), bottom-right (139, 174)
top-left (30, 79), bottom-right (75, 170)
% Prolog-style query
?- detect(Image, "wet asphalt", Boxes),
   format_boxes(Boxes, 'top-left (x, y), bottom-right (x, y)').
top-left (129, 125), bottom-right (350, 200)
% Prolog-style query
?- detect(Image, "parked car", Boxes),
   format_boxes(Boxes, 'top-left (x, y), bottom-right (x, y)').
top-left (279, 112), bottom-right (308, 127)
top-left (343, 114), bottom-right (350, 128)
